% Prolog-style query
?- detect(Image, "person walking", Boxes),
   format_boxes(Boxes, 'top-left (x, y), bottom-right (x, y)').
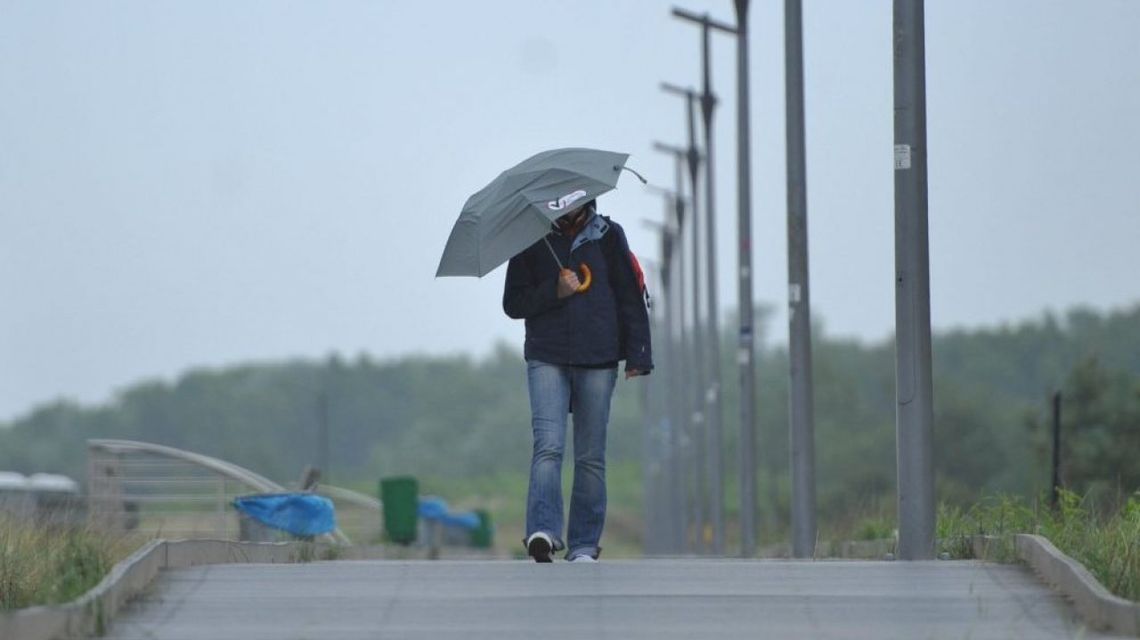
top-left (503, 199), bottom-right (653, 563)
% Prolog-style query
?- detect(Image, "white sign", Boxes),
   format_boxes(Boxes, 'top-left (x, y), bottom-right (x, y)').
top-left (894, 144), bottom-right (912, 170)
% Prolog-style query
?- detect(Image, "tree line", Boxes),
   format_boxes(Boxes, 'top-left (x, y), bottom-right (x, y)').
top-left (1, 304), bottom-right (1136, 532)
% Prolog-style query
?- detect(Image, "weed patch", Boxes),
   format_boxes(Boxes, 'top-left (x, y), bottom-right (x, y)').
top-left (938, 490), bottom-right (1140, 602)
top-left (0, 517), bottom-right (140, 610)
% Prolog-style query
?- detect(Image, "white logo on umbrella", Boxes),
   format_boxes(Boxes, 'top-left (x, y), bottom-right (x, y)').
top-left (547, 189), bottom-right (588, 211)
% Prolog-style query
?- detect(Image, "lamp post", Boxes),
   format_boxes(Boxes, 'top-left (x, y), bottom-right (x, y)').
top-left (893, 0), bottom-right (936, 561)
top-left (651, 143), bottom-right (697, 552)
top-left (655, 90), bottom-right (708, 551)
top-left (637, 253), bottom-right (665, 555)
top-left (730, 0), bottom-right (761, 558)
top-left (672, 5), bottom-right (737, 556)
top-left (642, 215), bottom-right (683, 553)
top-left (784, 0), bottom-right (817, 560)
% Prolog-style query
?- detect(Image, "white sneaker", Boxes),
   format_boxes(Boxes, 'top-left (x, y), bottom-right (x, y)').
top-left (568, 553), bottom-right (597, 563)
top-left (525, 532), bottom-right (554, 563)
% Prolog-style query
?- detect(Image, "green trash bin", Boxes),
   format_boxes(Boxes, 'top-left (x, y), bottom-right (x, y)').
top-left (380, 476), bottom-right (419, 545)
top-left (470, 509), bottom-right (494, 549)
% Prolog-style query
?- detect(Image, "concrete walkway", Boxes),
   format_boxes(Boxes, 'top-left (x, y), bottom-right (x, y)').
top-left (101, 559), bottom-right (1127, 639)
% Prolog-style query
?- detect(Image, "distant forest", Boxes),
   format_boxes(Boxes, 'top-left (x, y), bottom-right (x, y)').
top-left (2, 304), bottom-right (1137, 529)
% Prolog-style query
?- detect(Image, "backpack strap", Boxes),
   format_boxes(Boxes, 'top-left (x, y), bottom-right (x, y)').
top-left (599, 216), bottom-right (651, 310)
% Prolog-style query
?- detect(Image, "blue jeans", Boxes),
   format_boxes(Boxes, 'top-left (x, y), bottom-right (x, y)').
top-left (525, 360), bottom-right (618, 559)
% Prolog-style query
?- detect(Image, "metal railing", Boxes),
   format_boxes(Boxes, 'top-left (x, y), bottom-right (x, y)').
top-left (87, 439), bottom-right (380, 545)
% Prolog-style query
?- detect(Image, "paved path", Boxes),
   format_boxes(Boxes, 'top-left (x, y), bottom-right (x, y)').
top-left (102, 559), bottom-right (1126, 639)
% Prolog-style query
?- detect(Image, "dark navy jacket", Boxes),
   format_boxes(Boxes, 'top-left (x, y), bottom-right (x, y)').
top-left (503, 215), bottom-right (653, 373)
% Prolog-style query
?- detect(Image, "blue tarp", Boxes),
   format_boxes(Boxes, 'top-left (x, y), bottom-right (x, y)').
top-left (233, 493), bottom-right (336, 537)
top-left (417, 496), bottom-right (481, 530)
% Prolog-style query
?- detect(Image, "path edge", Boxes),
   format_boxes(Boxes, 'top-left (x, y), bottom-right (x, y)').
top-left (0, 539), bottom-right (370, 640)
top-left (1014, 533), bottom-right (1140, 636)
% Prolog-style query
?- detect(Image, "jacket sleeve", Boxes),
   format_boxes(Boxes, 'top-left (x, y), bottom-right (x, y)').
top-left (607, 224), bottom-right (654, 373)
top-left (502, 248), bottom-right (565, 320)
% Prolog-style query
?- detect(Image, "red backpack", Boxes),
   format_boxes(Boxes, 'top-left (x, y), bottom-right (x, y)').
top-left (627, 250), bottom-right (650, 309)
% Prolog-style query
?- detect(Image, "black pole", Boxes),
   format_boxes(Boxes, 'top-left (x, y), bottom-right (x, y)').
top-left (1050, 391), bottom-right (1062, 509)
top-left (318, 391), bottom-right (330, 484)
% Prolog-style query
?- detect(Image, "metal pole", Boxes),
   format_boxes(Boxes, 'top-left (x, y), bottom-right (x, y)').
top-left (733, 0), bottom-right (759, 559)
top-left (785, 0), bottom-right (817, 560)
top-left (686, 93), bottom-right (708, 554)
top-left (669, 195), bottom-right (690, 553)
top-left (643, 215), bottom-right (682, 554)
top-left (674, 6), bottom-right (739, 557)
top-left (640, 345), bottom-right (653, 551)
top-left (640, 289), bottom-right (659, 555)
top-left (893, 0), bottom-right (935, 561)
top-left (660, 85), bottom-right (707, 552)
top-left (660, 215), bottom-right (685, 553)
top-left (652, 143), bottom-right (693, 552)
top-left (699, 16), bottom-right (726, 558)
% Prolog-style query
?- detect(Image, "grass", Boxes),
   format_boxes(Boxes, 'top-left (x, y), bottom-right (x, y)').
top-left (938, 489), bottom-right (1140, 602)
top-left (0, 516), bottom-right (141, 611)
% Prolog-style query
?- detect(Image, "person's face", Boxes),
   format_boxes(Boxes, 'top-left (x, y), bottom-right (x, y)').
top-left (555, 205), bottom-right (590, 231)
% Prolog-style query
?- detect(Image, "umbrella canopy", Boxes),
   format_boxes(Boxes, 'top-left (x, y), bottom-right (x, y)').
top-left (436, 147), bottom-right (634, 278)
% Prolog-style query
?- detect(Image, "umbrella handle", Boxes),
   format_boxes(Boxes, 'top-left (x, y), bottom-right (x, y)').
top-left (575, 263), bottom-right (592, 293)
top-left (559, 264), bottom-right (592, 294)
top-left (545, 238), bottom-right (592, 294)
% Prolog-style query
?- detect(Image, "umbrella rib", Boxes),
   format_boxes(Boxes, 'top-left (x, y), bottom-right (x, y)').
top-left (542, 237), bottom-right (564, 271)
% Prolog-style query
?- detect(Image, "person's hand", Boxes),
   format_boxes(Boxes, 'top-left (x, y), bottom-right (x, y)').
top-left (625, 369), bottom-right (647, 380)
top-left (557, 269), bottom-right (581, 298)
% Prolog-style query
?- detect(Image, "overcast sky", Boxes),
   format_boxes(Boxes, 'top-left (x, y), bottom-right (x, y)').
top-left (2, 0), bottom-right (1138, 422)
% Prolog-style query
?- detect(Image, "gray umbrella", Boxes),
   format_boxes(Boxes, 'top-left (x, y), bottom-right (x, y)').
top-left (435, 147), bottom-right (644, 278)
